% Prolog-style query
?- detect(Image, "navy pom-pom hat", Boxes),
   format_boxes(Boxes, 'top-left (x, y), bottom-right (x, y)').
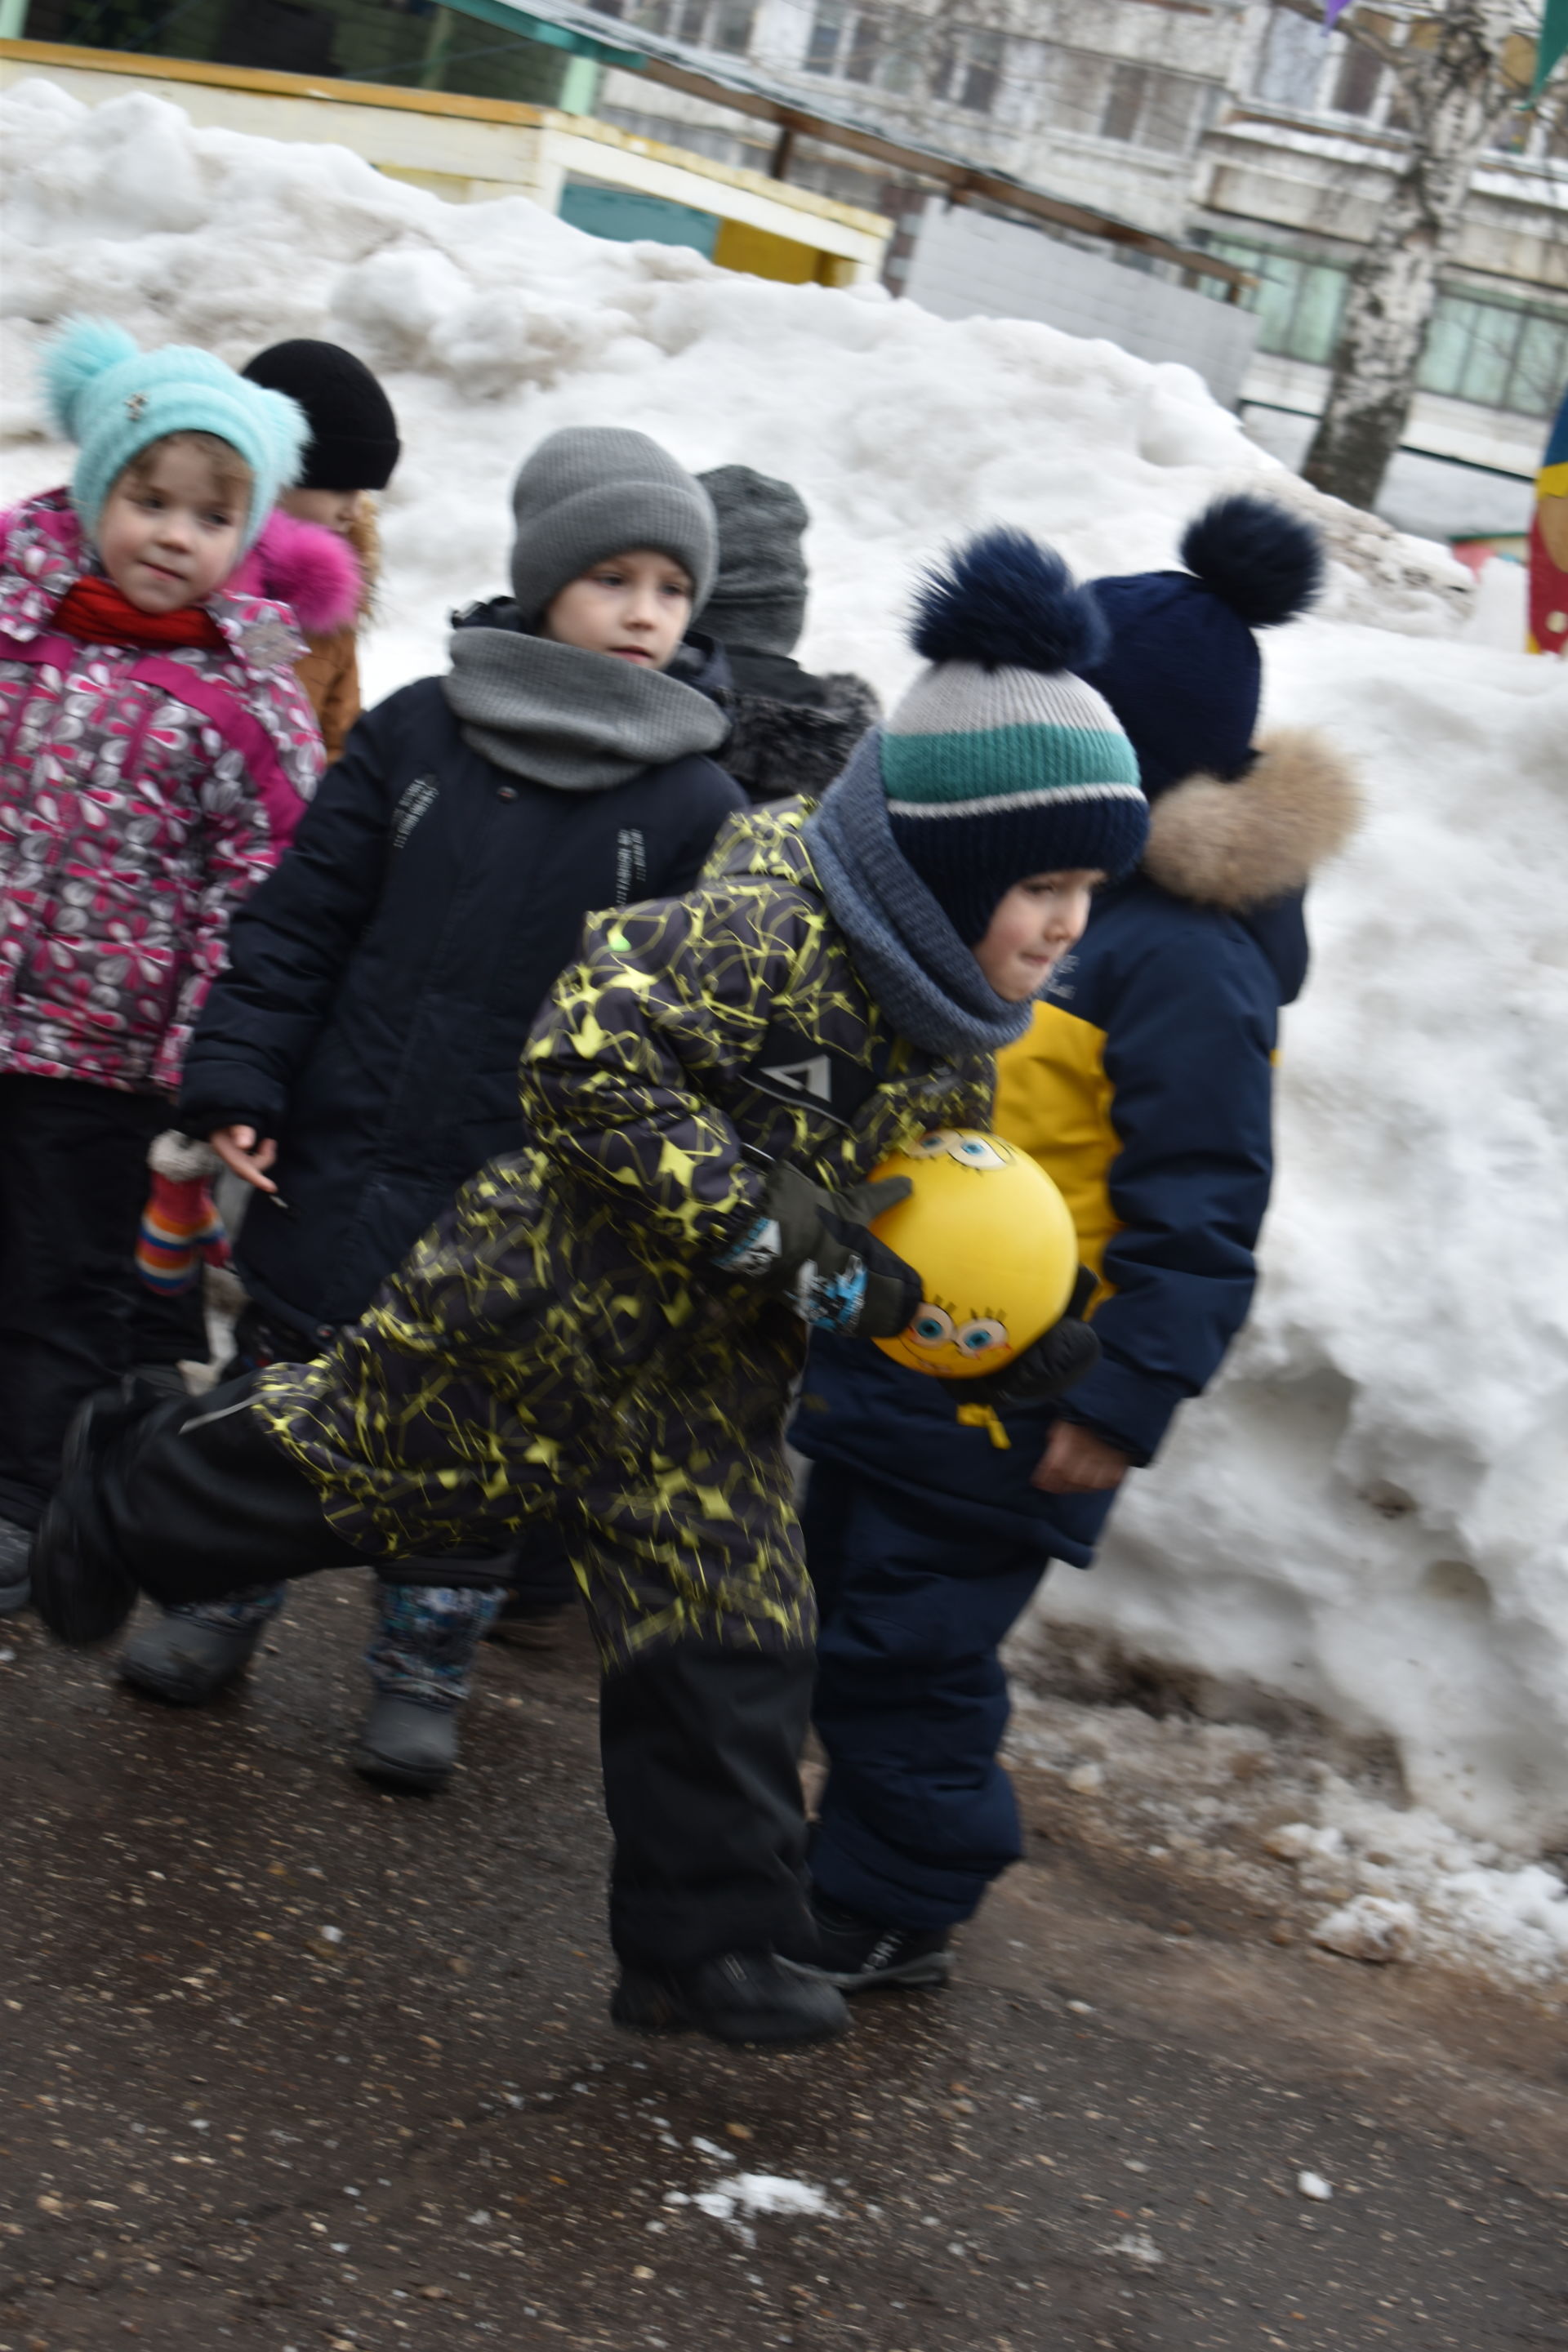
top-left (879, 527), bottom-right (1148, 944)
top-left (1082, 492), bottom-right (1324, 802)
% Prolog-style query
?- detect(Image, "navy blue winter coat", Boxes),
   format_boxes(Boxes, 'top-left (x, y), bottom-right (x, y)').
top-left (793, 728), bottom-right (1360, 1567)
top-left (179, 667), bottom-right (744, 1343)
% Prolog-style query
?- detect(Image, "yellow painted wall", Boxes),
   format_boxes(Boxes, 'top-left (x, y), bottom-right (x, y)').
top-left (712, 218), bottom-right (821, 285)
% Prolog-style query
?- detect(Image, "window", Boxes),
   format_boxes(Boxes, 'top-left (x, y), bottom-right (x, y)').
top-left (1329, 30), bottom-right (1384, 117)
top-left (804, 1), bottom-right (846, 74)
top-left (1254, 6), bottom-right (1323, 108)
top-left (808, 5), bottom-right (959, 102)
top-left (956, 28), bottom-right (1004, 115)
top-left (1416, 293), bottom-right (1568, 416)
top-left (708, 0), bottom-right (754, 50)
top-left (617, 0), bottom-right (753, 41)
top-left (1211, 237), bottom-right (1568, 417)
top-left (1101, 62), bottom-right (1146, 144)
top-left (1208, 238), bottom-right (1351, 364)
top-left (1045, 49), bottom-right (1111, 137)
top-left (1097, 63), bottom-right (1205, 153)
top-left (845, 10), bottom-right (882, 83)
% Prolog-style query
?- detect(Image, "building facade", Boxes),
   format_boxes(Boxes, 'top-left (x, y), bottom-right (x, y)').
top-left (586, 0), bottom-right (1568, 480)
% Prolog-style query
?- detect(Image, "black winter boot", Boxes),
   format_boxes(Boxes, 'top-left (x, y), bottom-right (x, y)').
top-left (29, 1381), bottom-right (160, 1647)
top-left (612, 1950), bottom-right (849, 2046)
top-left (783, 1892), bottom-right (954, 1993)
top-left (118, 1610), bottom-right (265, 1704)
top-left (353, 1695), bottom-right (460, 1793)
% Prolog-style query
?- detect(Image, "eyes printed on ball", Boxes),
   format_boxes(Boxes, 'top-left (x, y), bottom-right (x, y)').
top-left (904, 1303), bottom-right (1011, 1356)
top-left (907, 1131), bottom-right (1009, 1170)
top-left (906, 1303), bottom-right (956, 1349)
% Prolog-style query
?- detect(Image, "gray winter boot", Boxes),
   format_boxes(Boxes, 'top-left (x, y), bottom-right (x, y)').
top-left (118, 1609), bottom-right (265, 1704)
top-left (353, 1694), bottom-right (460, 1794)
top-left (0, 1518), bottom-right (31, 1615)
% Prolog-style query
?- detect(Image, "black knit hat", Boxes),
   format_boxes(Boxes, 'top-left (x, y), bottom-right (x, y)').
top-left (241, 340), bottom-right (400, 492)
top-left (697, 465), bottom-right (809, 657)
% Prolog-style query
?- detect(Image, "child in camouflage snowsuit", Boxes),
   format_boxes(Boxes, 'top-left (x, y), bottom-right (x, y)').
top-left (32, 528), bottom-right (1147, 2047)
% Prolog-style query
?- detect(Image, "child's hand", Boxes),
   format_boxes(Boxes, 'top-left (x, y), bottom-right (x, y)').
top-left (211, 1125), bottom-right (279, 1195)
top-left (712, 1167), bottom-right (920, 1338)
top-left (1031, 1423), bottom-right (1130, 1494)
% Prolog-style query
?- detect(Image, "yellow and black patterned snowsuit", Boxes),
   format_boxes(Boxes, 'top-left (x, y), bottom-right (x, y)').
top-left (252, 803), bottom-right (994, 1669)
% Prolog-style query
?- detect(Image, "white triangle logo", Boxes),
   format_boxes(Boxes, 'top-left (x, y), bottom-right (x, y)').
top-left (759, 1054), bottom-right (834, 1102)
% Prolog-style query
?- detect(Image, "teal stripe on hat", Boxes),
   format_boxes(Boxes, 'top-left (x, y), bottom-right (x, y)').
top-left (881, 722), bottom-right (1140, 805)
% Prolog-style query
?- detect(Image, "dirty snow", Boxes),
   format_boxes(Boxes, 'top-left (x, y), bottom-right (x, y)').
top-left (692, 2174), bottom-right (837, 2224)
top-left (1006, 1689), bottom-right (1568, 1985)
top-left (2, 76), bottom-right (1566, 1944)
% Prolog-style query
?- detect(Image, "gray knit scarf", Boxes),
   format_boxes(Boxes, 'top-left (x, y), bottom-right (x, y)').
top-left (443, 626), bottom-right (728, 791)
top-left (804, 731), bottom-right (1035, 1058)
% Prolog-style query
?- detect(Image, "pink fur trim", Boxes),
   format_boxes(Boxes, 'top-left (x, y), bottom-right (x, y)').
top-left (232, 510), bottom-right (362, 635)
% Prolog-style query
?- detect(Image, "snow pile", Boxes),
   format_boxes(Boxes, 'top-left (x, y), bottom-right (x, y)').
top-left (2, 78), bottom-right (1566, 1876)
top-left (655, 2132), bottom-right (837, 2239)
top-left (689, 2173), bottom-right (835, 2225)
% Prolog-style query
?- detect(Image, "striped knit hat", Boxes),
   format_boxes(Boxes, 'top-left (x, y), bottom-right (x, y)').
top-left (882, 529), bottom-right (1147, 943)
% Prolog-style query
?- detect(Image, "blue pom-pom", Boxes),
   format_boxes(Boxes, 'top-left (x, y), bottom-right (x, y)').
top-left (911, 527), bottom-right (1107, 675)
top-left (42, 317), bottom-right (139, 439)
top-left (1179, 494), bottom-right (1323, 628)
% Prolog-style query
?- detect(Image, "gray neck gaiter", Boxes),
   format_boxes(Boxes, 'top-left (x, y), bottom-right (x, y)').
top-left (804, 732), bottom-right (1035, 1059)
top-left (443, 627), bottom-right (728, 792)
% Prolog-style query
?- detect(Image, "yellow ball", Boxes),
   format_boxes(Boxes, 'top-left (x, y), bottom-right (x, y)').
top-left (869, 1129), bottom-right (1078, 1380)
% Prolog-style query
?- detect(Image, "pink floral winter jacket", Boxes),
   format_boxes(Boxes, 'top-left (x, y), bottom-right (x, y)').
top-left (0, 490), bottom-right (326, 1095)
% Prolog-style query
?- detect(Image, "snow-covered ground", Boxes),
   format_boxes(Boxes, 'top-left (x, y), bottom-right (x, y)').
top-left (2, 78), bottom-right (1566, 1963)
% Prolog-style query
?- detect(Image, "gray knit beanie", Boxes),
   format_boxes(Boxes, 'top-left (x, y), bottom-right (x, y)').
top-left (510, 426), bottom-right (717, 626)
top-left (697, 464), bottom-right (809, 657)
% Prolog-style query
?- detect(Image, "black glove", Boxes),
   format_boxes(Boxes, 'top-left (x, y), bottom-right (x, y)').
top-left (713, 1165), bottom-right (921, 1339)
top-left (939, 1266), bottom-right (1100, 1409)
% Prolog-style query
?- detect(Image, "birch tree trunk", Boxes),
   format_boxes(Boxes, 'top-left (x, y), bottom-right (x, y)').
top-left (1302, 0), bottom-right (1520, 509)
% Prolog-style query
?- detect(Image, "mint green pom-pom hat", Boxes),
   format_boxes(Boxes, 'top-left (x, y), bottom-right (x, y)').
top-left (42, 317), bottom-right (309, 550)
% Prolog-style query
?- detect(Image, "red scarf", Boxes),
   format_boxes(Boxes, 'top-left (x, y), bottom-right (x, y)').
top-left (51, 574), bottom-right (227, 653)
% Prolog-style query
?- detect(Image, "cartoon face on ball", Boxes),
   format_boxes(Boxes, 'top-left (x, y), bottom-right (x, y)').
top-left (867, 1127), bottom-right (1080, 1381)
top-left (905, 1130), bottom-right (1013, 1172)
top-left (881, 1294), bottom-right (1017, 1378)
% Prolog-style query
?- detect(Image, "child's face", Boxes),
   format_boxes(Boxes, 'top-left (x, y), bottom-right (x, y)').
top-left (973, 871), bottom-right (1102, 1001)
top-left (97, 443), bottom-right (247, 614)
top-left (541, 548), bottom-right (693, 670)
top-left (280, 486), bottom-right (363, 537)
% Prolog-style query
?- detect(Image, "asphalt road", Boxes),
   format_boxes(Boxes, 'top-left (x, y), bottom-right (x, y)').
top-left (2, 1575), bottom-right (1564, 2352)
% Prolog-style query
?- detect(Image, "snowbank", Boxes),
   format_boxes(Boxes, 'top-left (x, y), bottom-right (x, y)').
top-left (3, 78), bottom-right (1566, 1861)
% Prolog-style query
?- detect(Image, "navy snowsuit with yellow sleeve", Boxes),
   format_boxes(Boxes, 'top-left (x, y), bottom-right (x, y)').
top-left (794, 728), bottom-right (1361, 1931)
top-left (54, 801), bottom-right (991, 1967)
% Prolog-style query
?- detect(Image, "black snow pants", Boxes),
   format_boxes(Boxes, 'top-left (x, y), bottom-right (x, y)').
top-left (0, 1075), bottom-right (165, 1529)
top-left (70, 1373), bottom-right (814, 1970)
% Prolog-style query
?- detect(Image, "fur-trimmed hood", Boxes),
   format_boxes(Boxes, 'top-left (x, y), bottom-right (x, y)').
top-left (1141, 727), bottom-right (1361, 911)
top-left (233, 509), bottom-right (362, 636)
top-left (343, 495), bottom-right (381, 617)
top-left (717, 661), bottom-right (882, 804)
